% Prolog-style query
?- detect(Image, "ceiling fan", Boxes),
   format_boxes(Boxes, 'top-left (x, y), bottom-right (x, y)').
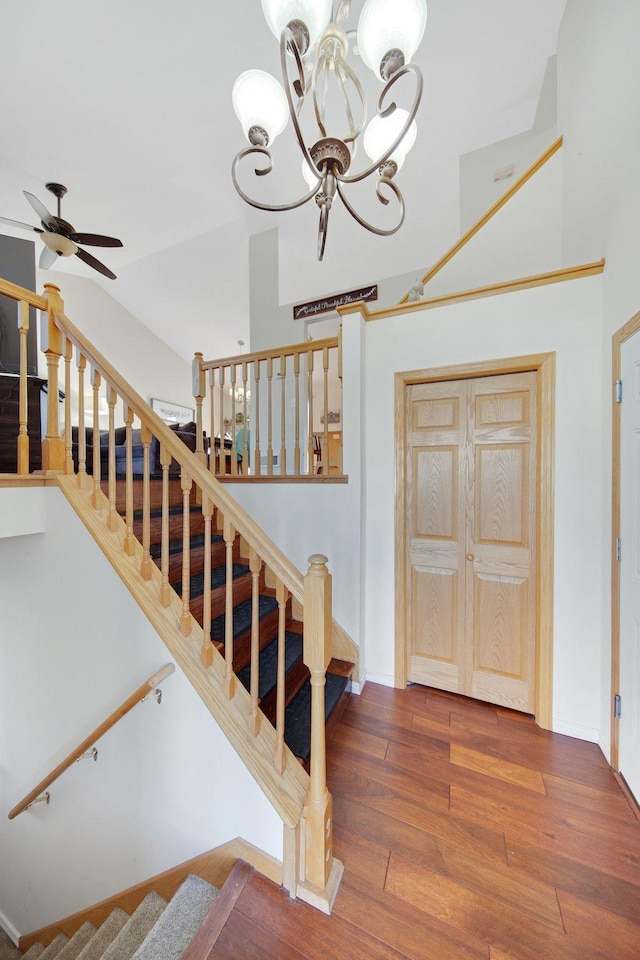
top-left (0, 182), bottom-right (123, 280)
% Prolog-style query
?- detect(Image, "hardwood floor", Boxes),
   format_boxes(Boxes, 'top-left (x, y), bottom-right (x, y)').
top-left (208, 683), bottom-right (640, 960)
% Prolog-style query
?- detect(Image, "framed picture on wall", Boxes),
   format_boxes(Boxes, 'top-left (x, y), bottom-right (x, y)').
top-left (151, 398), bottom-right (194, 425)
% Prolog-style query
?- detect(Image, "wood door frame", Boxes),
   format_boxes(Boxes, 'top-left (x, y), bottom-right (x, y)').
top-left (611, 310), bottom-right (640, 769)
top-left (394, 352), bottom-right (555, 729)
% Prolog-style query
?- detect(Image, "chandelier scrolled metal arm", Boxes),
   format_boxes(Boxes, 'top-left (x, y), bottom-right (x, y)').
top-left (231, 0), bottom-right (427, 261)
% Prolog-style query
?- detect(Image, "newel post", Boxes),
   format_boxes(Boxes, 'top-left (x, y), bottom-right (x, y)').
top-left (41, 283), bottom-right (65, 473)
top-left (303, 554), bottom-right (333, 890)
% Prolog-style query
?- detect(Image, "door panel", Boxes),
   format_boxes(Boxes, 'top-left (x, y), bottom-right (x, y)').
top-left (413, 447), bottom-right (457, 539)
top-left (620, 330), bottom-right (640, 801)
top-left (474, 572), bottom-right (527, 676)
top-left (408, 382), bottom-right (466, 693)
top-left (407, 371), bottom-right (536, 713)
top-left (476, 444), bottom-right (527, 545)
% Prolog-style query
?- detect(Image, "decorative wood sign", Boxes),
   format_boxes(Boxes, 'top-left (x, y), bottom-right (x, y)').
top-left (293, 284), bottom-right (377, 320)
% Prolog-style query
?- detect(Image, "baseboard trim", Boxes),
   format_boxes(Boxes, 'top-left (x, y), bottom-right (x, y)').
top-left (614, 772), bottom-right (640, 822)
top-left (0, 911), bottom-right (20, 947)
top-left (551, 719), bottom-right (599, 743)
top-left (363, 671), bottom-right (395, 688)
top-left (19, 838), bottom-right (282, 952)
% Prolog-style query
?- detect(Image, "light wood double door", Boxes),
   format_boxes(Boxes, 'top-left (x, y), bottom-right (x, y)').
top-left (406, 371), bottom-right (537, 713)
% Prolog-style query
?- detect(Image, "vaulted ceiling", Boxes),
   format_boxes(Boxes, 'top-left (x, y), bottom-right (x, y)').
top-left (0, 0), bottom-right (566, 359)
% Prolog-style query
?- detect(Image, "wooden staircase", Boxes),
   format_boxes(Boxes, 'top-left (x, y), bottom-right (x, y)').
top-left (109, 477), bottom-right (353, 765)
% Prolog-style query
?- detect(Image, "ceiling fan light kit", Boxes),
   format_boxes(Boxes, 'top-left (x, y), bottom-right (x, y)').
top-left (41, 232), bottom-right (79, 258)
top-left (232, 0), bottom-right (426, 260)
top-left (0, 182), bottom-right (123, 279)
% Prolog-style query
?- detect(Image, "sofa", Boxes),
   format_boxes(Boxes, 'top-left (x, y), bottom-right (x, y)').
top-left (71, 421), bottom-right (204, 479)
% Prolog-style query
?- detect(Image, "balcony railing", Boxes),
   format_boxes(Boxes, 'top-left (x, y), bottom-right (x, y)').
top-left (194, 335), bottom-right (343, 479)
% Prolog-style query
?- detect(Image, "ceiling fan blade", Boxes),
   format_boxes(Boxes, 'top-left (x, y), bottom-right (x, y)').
top-left (0, 216), bottom-right (43, 233)
top-left (39, 246), bottom-right (58, 270)
top-left (23, 191), bottom-right (55, 227)
top-left (75, 246), bottom-right (116, 280)
top-left (69, 232), bottom-right (123, 248)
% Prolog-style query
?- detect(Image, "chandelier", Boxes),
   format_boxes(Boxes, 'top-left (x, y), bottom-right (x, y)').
top-left (231, 0), bottom-right (427, 260)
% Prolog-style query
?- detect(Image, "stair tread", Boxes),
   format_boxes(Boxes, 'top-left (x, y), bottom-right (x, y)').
top-left (130, 875), bottom-right (218, 960)
top-left (173, 562), bottom-right (249, 596)
top-left (33, 933), bottom-right (69, 960)
top-left (150, 532), bottom-right (221, 559)
top-left (51, 924), bottom-right (95, 960)
top-left (22, 945), bottom-right (45, 960)
top-left (75, 909), bottom-right (128, 960)
top-left (101, 893), bottom-right (166, 960)
top-left (284, 672), bottom-right (350, 761)
top-left (237, 631), bottom-right (304, 699)
top-left (132, 504), bottom-right (201, 521)
top-left (36, 935), bottom-right (69, 960)
top-left (210, 594), bottom-right (278, 641)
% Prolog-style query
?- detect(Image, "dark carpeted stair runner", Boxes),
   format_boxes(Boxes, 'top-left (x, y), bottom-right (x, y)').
top-left (174, 562), bottom-right (249, 597)
top-left (237, 631), bottom-right (304, 700)
top-left (120, 479), bottom-right (352, 762)
top-left (210, 595), bottom-right (278, 642)
top-left (150, 532), bottom-right (219, 560)
top-left (284, 673), bottom-right (350, 762)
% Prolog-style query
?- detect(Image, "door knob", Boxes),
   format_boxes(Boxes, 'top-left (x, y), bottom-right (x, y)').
top-left (466, 553), bottom-right (474, 561)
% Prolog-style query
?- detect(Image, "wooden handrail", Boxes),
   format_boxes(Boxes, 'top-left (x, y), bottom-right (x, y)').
top-left (2, 279), bottom-right (351, 898)
top-left (0, 277), bottom-right (47, 310)
top-left (49, 297), bottom-right (306, 605)
top-left (199, 336), bottom-right (339, 371)
top-left (397, 135), bottom-right (564, 303)
top-left (8, 664), bottom-right (175, 820)
top-left (199, 335), bottom-right (342, 479)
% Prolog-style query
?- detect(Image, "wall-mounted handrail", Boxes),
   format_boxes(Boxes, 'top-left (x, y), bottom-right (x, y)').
top-left (0, 277), bottom-right (352, 901)
top-left (397, 135), bottom-right (564, 303)
top-left (8, 664), bottom-right (175, 819)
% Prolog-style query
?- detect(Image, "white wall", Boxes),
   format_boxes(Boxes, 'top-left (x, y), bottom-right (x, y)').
top-left (0, 488), bottom-right (282, 938)
top-left (459, 125), bottom-right (558, 233)
top-left (417, 146), bottom-right (564, 301)
top-left (0, 488), bottom-right (46, 538)
top-left (558, 0), bottom-right (640, 758)
top-left (361, 275), bottom-right (604, 740)
top-left (230, 314), bottom-right (365, 646)
top-left (36, 271), bottom-right (195, 418)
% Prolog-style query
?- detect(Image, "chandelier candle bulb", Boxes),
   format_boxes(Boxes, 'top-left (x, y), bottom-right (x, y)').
top-left (232, 0), bottom-right (426, 260)
top-left (364, 108), bottom-right (418, 171)
top-left (261, 0), bottom-right (332, 52)
top-left (232, 70), bottom-right (289, 145)
top-left (357, 0), bottom-right (428, 79)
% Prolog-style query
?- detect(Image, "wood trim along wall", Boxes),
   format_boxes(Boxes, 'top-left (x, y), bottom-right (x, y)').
top-left (343, 261), bottom-right (605, 324)
top-left (394, 352), bottom-right (555, 730)
top-left (19, 839), bottom-right (282, 951)
top-left (611, 310), bottom-right (640, 769)
top-left (0, 476), bottom-right (55, 487)
top-left (397, 136), bottom-right (563, 304)
top-left (219, 475), bottom-right (348, 484)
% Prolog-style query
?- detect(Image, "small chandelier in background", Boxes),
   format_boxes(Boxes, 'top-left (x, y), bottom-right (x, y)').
top-left (231, 0), bottom-right (427, 260)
